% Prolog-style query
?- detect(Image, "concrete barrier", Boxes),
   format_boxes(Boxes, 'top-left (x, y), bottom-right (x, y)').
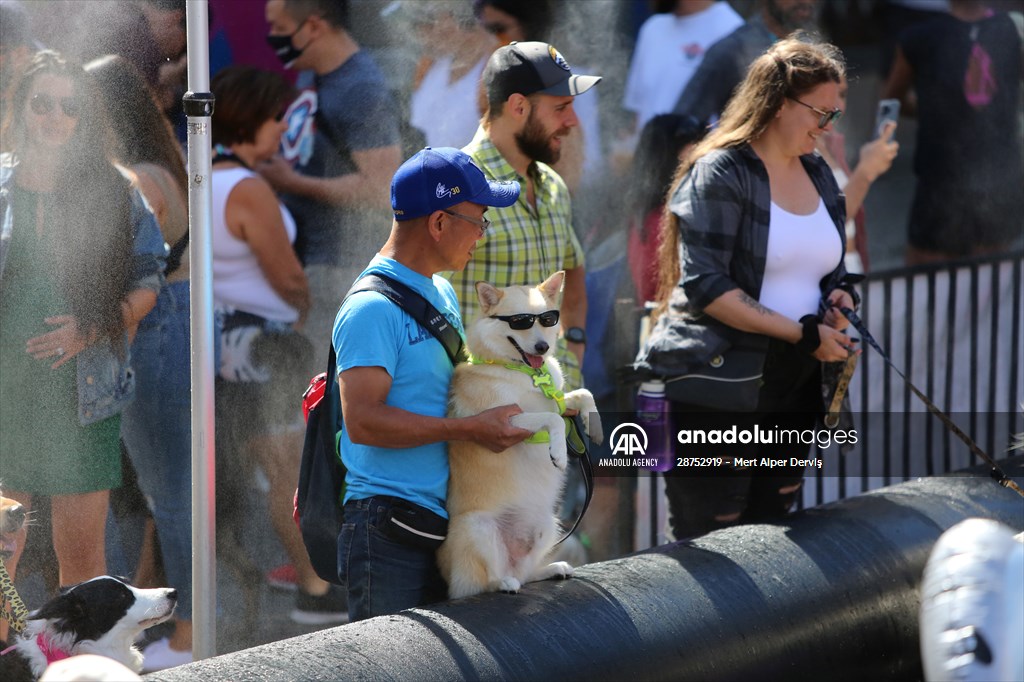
top-left (151, 459), bottom-right (1024, 681)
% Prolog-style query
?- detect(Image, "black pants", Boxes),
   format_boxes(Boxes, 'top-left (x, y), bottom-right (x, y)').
top-left (663, 339), bottom-right (821, 540)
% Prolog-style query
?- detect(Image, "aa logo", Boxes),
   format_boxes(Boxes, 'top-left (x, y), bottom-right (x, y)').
top-left (610, 423), bottom-right (648, 456)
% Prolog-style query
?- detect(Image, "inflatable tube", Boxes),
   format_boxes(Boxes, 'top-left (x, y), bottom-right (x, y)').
top-left (920, 519), bottom-right (1024, 682)
top-left (152, 459), bottom-right (1024, 682)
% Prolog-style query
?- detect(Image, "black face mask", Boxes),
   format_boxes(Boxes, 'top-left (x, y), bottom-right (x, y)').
top-left (266, 25), bottom-right (306, 68)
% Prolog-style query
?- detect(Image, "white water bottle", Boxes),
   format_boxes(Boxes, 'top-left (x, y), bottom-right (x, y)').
top-left (636, 381), bottom-right (673, 472)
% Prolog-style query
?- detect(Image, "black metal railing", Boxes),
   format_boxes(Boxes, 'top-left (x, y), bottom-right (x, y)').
top-left (804, 250), bottom-right (1023, 506)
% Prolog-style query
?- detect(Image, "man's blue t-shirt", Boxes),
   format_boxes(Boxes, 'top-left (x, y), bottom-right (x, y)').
top-left (281, 51), bottom-right (400, 267)
top-left (332, 255), bottom-right (464, 518)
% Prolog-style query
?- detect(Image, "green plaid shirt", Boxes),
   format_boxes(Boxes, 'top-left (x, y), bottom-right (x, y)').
top-left (443, 127), bottom-right (586, 390)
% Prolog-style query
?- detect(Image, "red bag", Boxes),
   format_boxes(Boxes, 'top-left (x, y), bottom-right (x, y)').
top-left (302, 372), bottom-right (328, 423)
top-left (293, 371), bottom-right (328, 530)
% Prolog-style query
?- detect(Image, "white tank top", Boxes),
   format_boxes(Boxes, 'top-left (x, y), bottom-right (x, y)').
top-left (759, 198), bottom-right (843, 322)
top-left (211, 167), bottom-right (299, 323)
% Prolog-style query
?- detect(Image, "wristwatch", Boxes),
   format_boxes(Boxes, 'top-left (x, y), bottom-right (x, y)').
top-left (565, 326), bottom-right (587, 345)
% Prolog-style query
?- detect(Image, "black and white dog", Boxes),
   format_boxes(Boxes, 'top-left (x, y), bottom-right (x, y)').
top-left (0, 576), bottom-right (176, 681)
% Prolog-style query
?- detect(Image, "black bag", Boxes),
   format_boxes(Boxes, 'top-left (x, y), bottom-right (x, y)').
top-left (295, 344), bottom-right (346, 585)
top-left (379, 497), bottom-right (449, 551)
top-left (663, 347), bottom-right (765, 412)
top-left (294, 274), bottom-right (464, 585)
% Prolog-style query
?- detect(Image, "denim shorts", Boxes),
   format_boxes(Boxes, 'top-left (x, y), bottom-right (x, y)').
top-left (338, 496), bottom-right (448, 622)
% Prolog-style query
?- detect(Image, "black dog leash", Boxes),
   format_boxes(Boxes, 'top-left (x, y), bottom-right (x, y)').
top-left (839, 306), bottom-right (1023, 497)
top-left (558, 414), bottom-right (594, 546)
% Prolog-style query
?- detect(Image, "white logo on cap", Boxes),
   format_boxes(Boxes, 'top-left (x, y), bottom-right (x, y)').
top-left (436, 183), bottom-right (460, 199)
top-left (548, 45), bottom-right (570, 72)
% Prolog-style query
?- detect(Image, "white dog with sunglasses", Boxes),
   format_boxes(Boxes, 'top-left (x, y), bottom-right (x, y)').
top-left (439, 271), bottom-right (603, 599)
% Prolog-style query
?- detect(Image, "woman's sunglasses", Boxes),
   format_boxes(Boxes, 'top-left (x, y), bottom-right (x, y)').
top-left (490, 310), bottom-right (560, 330)
top-left (788, 97), bottom-right (842, 129)
top-left (30, 93), bottom-right (82, 118)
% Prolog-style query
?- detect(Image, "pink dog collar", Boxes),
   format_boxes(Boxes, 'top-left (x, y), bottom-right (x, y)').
top-left (36, 633), bottom-right (72, 665)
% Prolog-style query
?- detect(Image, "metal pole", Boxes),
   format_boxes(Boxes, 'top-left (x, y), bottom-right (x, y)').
top-left (183, 0), bottom-right (216, 661)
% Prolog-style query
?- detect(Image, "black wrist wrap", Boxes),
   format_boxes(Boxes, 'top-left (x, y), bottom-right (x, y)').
top-left (796, 314), bottom-right (821, 355)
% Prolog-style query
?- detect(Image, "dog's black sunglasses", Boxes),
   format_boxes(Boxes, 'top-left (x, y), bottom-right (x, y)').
top-left (490, 310), bottom-right (560, 330)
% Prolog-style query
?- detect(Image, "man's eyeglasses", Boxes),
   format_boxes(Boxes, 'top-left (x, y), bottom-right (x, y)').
top-left (30, 93), bottom-right (81, 118)
top-left (443, 209), bottom-right (490, 234)
top-left (490, 310), bottom-right (560, 330)
top-left (788, 97), bottom-right (842, 129)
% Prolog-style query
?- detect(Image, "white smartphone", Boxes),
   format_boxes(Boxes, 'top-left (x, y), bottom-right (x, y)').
top-left (875, 99), bottom-right (901, 138)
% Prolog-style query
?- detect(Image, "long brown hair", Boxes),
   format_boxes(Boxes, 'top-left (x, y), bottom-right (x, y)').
top-left (84, 55), bottom-right (187, 201)
top-left (2, 51), bottom-right (136, 352)
top-left (651, 36), bottom-right (845, 317)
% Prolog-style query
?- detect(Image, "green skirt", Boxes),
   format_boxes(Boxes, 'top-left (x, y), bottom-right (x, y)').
top-left (0, 186), bottom-right (122, 495)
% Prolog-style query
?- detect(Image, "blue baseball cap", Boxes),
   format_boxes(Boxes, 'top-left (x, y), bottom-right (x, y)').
top-left (391, 147), bottom-right (520, 221)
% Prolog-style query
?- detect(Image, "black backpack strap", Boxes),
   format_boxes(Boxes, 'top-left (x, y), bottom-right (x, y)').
top-left (346, 273), bottom-right (464, 366)
top-left (325, 271), bottom-right (464, 425)
top-left (320, 342), bottom-right (339, 443)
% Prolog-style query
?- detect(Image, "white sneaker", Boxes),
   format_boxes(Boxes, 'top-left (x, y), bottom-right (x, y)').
top-left (141, 637), bottom-right (193, 672)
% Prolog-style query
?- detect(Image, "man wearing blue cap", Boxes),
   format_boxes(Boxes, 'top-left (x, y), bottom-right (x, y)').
top-left (333, 147), bottom-right (531, 621)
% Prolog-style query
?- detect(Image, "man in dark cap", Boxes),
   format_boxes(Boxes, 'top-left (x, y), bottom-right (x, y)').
top-left (444, 41), bottom-right (601, 393)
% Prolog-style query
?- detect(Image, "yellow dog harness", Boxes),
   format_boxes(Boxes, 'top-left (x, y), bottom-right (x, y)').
top-left (466, 355), bottom-right (570, 444)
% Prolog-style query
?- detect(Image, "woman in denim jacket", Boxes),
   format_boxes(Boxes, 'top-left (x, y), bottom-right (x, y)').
top-left (0, 51), bottom-right (166, 594)
top-left (635, 38), bottom-right (860, 540)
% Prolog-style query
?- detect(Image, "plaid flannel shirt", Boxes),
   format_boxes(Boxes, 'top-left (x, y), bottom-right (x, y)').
top-left (443, 127), bottom-right (586, 390)
top-left (637, 143), bottom-right (855, 379)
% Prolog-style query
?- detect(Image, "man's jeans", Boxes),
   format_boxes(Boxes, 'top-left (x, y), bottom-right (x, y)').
top-left (339, 497), bottom-right (447, 622)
